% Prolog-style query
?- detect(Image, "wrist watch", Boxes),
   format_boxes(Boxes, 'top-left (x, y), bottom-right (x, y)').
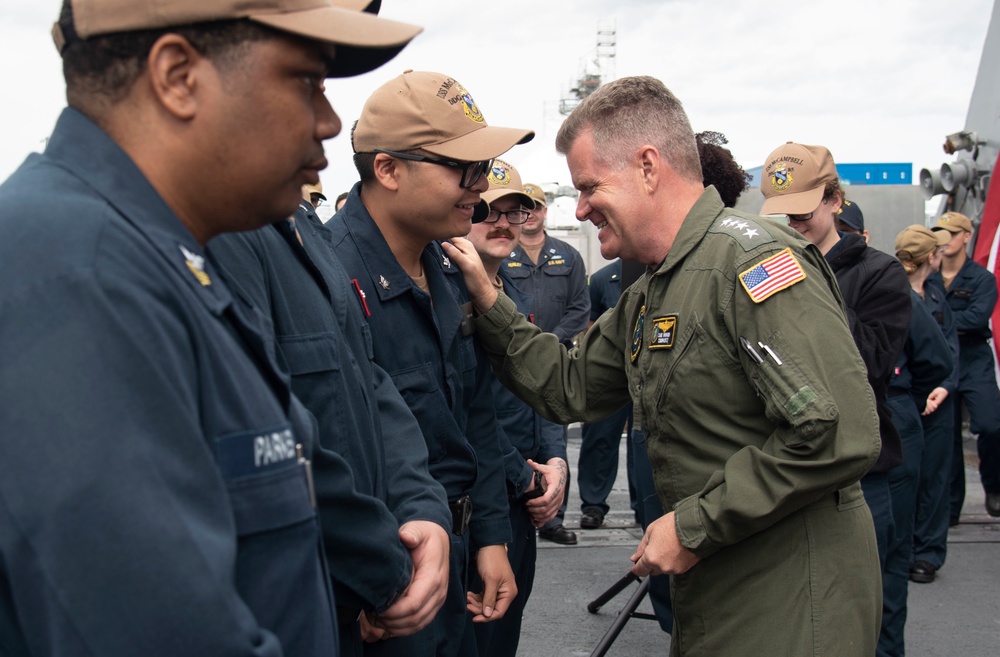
top-left (522, 470), bottom-right (546, 500)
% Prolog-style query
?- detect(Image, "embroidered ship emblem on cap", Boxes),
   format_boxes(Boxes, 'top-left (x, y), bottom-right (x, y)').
top-left (770, 163), bottom-right (793, 192)
top-left (459, 86), bottom-right (484, 123)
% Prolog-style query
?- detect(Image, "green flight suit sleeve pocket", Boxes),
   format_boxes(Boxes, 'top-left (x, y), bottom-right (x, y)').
top-left (745, 330), bottom-right (837, 446)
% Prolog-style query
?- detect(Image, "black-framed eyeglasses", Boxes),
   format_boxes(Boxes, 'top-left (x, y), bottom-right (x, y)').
top-left (373, 149), bottom-right (493, 189)
top-left (787, 211), bottom-right (814, 222)
top-left (483, 208), bottom-right (530, 224)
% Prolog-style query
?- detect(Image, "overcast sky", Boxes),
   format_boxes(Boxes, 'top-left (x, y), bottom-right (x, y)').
top-left (1, 0), bottom-right (993, 201)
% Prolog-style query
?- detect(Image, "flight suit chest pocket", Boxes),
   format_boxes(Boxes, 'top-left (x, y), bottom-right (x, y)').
top-left (648, 316), bottom-right (733, 411)
top-left (215, 424), bottom-right (316, 536)
top-left (279, 333), bottom-right (341, 375)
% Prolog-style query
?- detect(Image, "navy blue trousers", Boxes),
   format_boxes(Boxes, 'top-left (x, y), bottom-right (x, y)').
top-left (631, 428), bottom-right (672, 634)
top-left (364, 532), bottom-right (475, 657)
top-left (861, 470), bottom-right (895, 571)
top-left (949, 342), bottom-right (1000, 517)
top-left (879, 393), bottom-right (923, 657)
top-left (578, 404), bottom-right (634, 516)
top-left (472, 500), bottom-right (536, 657)
top-left (912, 396), bottom-right (953, 569)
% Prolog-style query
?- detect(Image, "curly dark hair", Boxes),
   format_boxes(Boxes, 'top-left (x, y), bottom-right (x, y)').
top-left (695, 131), bottom-right (751, 208)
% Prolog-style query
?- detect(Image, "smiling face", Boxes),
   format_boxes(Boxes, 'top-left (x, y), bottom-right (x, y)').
top-left (566, 129), bottom-right (645, 261)
top-left (468, 195), bottom-right (523, 270)
top-left (787, 194), bottom-right (842, 253)
top-left (389, 153), bottom-right (490, 243)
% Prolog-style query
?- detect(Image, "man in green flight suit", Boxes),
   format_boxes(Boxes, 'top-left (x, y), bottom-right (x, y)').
top-left (442, 76), bottom-right (882, 656)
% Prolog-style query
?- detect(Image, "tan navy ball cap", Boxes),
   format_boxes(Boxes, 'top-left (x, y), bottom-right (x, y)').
top-left (352, 70), bottom-right (535, 160)
top-left (303, 182), bottom-right (326, 200)
top-left (52, 0), bottom-right (423, 78)
top-left (482, 160), bottom-right (536, 210)
top-left (760, 142), bottom-right (839, 216)
top-left (521, 183), bottom-right (547, 208)
top-left (895, 224), bottom-right (950, 261)
top-left (932, 211), bottom-right (973, 234)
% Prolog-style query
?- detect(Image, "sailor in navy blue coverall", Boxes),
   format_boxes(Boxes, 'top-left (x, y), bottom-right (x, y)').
top-left (911, 275), bottom-right (960, 573)
top-left (0, 5), bottom-right (422, 654)
top-left (210, 195), bottom-right (452, 655)
top-left (327, 185), bottom-right (513, 656)
top-left (881, 290), bottom-right (951, 656)
top-left (464, 161), bottom-right (571, 656)
top-left (929, 214), bottom-right (1000, 519)
top-left (0, 108), bottom-right (351, 657)
top-left (503, 193), bottom-right (590, 542)
top-left (327, 69), bottom-right (533, 654)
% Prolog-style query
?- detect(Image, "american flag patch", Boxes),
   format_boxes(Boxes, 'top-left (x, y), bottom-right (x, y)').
top-left (739, 248), bottom-right (806, 303)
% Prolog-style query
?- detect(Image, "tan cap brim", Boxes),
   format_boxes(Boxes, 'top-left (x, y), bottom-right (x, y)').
top-left (482, 189), bottom-right (536, 209)
top-left (254, 7), bottom-right (422, 78)
top-left (760, 185), bottom-right (825, 216)
top-left (932, 225), bottom-right (964, 234)
top-left (421, 126), bottom-right (535, 162)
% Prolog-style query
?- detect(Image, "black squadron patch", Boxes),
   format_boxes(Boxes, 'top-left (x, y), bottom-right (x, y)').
top-left (648, 315), bottom-right (677, 349)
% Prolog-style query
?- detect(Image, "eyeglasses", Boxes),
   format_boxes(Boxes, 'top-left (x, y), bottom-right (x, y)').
top-left (483, 208), bottom-right (530, 225)
top-left (373, 149), bottom-right (493, 189)
top-left (787, 211), bottom-right (814, 221)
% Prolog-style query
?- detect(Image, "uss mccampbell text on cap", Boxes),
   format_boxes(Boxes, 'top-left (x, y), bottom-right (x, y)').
top-left (760, 142), bottom-right (839, 216)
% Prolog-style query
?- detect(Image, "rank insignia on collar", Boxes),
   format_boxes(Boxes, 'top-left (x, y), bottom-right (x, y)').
top-left (379, 275), bottom-right (390, 290)
top-left (442, 256), bottom-right (451, 268)
top-left (179, 244), bottom-right (211, 287)
top-left (631, 304), bottom-right (645, 363)
top-left (648, 315), bottom-right (677, 349)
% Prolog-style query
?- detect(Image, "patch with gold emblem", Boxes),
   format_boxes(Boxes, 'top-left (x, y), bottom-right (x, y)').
top-left (770, 162), bottom-right (793, 192)
top-left (630, 305), bottom-right (645, 363)
top-left (488, 160), bottom-right (513, 186)
top-left (457, 84), bottom-right (485, 123)
top-left (648, 315), bottom-right (677, 349)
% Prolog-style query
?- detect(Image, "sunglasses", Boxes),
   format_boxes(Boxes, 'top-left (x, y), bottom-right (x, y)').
top-left (373, 149), bottom-right (493, 189)
top-left (787, 211), bottom-right (814, 221)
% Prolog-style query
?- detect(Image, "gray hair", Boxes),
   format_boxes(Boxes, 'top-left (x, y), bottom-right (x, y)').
top-left (555, 76), bottom-right (702, 183)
